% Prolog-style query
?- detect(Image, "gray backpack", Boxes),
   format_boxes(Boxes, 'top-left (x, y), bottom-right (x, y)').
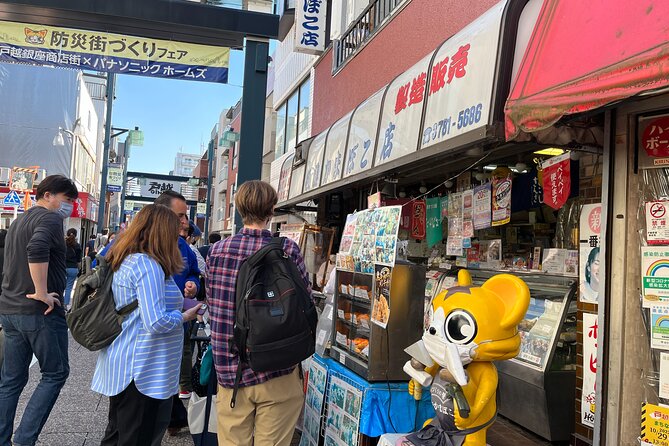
top-left (66, 255), bottom-right (137, 351)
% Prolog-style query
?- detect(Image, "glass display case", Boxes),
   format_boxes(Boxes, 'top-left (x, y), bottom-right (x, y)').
top-left (330, 261), bottom-right (426, 381)
top-left (469, 270), bottom-right (577, 442)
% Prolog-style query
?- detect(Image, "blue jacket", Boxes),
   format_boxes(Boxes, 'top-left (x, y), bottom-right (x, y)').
top-left (94, 237), bottom-right (200, 295)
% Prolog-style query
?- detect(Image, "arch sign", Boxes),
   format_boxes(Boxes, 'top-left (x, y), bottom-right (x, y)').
top-left (0, 20), bottom-right (229, 83)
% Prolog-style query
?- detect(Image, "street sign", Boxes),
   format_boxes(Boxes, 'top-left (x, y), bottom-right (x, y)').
top-left (196, 202), bottom-right (207, 217)
top-left (107, 166), bottom-right (124, 192)
top-left (3, 190), bottom-right (21, 206)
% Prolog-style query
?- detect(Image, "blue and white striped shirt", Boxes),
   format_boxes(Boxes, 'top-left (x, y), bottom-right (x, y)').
top-left (91, 253), bottom-right (184, 400)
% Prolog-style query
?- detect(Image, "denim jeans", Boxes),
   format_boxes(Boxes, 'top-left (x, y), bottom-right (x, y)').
top-left (0, 311), bottom-right (70, 446)
top-left (63, 267), bottom-right (79, 307)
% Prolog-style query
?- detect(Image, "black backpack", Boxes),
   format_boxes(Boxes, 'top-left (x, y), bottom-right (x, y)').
top-left (230, 237), bottom-right (317, 407)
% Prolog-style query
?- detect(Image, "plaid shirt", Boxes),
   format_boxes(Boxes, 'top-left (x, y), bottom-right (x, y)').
top-left (206, 228), bottom-right (313, 388)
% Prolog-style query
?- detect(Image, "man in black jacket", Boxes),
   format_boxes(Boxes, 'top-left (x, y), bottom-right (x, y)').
top-left (0, 175), bottom-right (78, 446)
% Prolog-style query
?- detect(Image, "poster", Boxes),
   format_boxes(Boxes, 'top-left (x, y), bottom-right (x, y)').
top-left (580, 203), bottom-right (603, 303)
top-left (440, 196), bottom-right (449, 219)
top-left (638, 114), bottom-right (669, 169)
top-left (462, 190), bottom-right (474, 220)
top-left (660, 352), bottom-right (669, 400)
top-left (448, 192), bottom-right (463, 219)
top-left (651, 304), bottom-right (669, 350)
top-left (473, 183), bottom-right (492, 230)
top-left (646, 201), bottom-right (669, 245)
top-left (446, 237), bottom-right (464, 257)
top-left (478, 239), bottom-right (501, 269)
top-left (641, 403), bottom-right (669, 446)
top-left (426, 197), bottom-right (442, 248)
top-left (374, 206), bottom-right (402, 265)
top-left (372, 265), bottom-right (392, 328)
top-left (581, 313), bottom-right (598, 427)
top-left (411, 201), bottom-right (427, 240)
top-left (448, 217), bottom-right (463, 236)
top-left (301, 360), bottom-right (329, 446)
top-left (462, 220), bottom-right (474, 238)
top-left (325, 377), bottom-right (363, 446)
top-left (279, 223), bottom-right (304, 246)
top-left (542, 248), bottom-right (568, 275)
top-left (541, 153), bottom-right (571, 210)
top-left (492, 176), bottom-right (512, 226)
top-left (642, 247), bottom-right (669, 307)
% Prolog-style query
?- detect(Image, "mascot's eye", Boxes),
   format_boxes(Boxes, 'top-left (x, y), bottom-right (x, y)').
top-left (444, 310), bottom-right (477, 345)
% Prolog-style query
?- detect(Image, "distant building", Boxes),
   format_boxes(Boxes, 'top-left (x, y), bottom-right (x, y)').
top-left (173, 152), bottom-right (201, 177)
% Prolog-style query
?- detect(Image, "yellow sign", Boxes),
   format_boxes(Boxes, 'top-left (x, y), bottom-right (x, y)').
top-left (0, 21), bottom-right (229, 83)
top-left (642, 403), bottom-right (669, 445)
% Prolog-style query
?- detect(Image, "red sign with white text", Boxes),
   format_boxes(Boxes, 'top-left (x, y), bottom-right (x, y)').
top-left (542, 153), bottom-right (571, 210)
top-left (411, 200), bottom-right (426, 240)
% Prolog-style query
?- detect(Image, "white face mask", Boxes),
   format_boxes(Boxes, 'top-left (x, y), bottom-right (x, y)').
top-left (55, 201), bottom-right (74, 219)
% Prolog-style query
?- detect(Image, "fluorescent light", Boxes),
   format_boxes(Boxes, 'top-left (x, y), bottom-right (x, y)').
top-left (533, 148), bottom-right (564, 156)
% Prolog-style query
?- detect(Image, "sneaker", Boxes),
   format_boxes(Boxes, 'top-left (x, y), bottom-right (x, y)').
top-left (179, 391), bottom-right (191, 399)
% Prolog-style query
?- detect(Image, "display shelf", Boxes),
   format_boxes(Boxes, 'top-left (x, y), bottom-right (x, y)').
top-left (339, 293), bottom-right (372, 307)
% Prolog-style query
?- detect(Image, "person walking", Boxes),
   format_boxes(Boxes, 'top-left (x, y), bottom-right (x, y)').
top-left (198, 232), bottom-right (221, 261)
top-left (0, 175), bottom-right (78, 446)
top-left (63, 228), bottom-right (82, 309)
top-left (92, 204), bottom-right (202, 446)
top-left (85, 233), bottom-right (96, 259)
top-left (207, 180), bottom-right (312, 446)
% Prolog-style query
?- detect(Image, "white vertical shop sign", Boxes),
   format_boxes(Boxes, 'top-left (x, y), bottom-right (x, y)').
top-left (375, 52), bottom-right (434, 167)
top-left (290, 163), bottom-right (306, 200)
top-left (303, 131), bottom-right (328, 193)
top-left (295, 0), bottom-right (328, 54)
top-left (421, 1), bottom-right (505, 149)
top-left (321, 112), bottom-right (352, 185)
top-left (343, 87), bottom-right (385, 179)
top-left (581, 312), bottom-right (598, 427)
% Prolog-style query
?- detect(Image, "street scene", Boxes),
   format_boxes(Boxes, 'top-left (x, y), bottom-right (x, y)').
top-left (0, 0), bottom-right (668, 446)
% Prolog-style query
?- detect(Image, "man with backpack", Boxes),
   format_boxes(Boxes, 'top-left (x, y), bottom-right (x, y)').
top-left (207, 180), bottom-right (316, 446)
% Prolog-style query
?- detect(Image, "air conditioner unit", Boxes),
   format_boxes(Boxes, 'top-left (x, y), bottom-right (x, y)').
top-left (0, 167), bottom-right (10, 185)
top-left (33, 169), bottom-right (47, 185)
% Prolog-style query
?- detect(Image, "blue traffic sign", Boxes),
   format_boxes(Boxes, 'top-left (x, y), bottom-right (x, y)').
top-left (3, 190), bottom-right (21, 206)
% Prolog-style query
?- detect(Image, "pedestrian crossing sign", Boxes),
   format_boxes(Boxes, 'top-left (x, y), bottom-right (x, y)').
top-left (3, 190), bottom-right (21, 206)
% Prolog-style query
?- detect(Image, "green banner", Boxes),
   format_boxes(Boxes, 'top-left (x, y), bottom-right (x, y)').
top-left (426, 197), bottom-right (442, 248)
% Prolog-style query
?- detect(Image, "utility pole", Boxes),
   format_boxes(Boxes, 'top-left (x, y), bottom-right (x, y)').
top-left (97, 72), bottom-right (115, 233)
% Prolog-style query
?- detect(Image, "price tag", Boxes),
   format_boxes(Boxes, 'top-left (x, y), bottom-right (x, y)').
top-left (339, 354), bottom-right (346, 365)
top-left (337, 309), bottom-right (345, 320)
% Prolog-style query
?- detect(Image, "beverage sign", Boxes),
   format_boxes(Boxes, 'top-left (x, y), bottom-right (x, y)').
top-left (492, 177), bottom-right (511, 226)
top-left (639, 114), bottom-right (669, 169)
top-left (646, 201), bottom-right (669, 245)
top-left (541, 153), bottom-right (571, 210)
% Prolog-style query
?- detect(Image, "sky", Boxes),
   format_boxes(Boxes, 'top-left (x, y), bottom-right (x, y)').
top-left (112, 49), bottom-right (246, 174)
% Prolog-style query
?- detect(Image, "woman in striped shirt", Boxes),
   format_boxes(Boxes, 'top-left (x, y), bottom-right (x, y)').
top-left (91, 204), bottom-right (202, 446)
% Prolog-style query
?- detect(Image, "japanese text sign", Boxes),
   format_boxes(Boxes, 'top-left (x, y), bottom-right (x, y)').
top-left (580, 203), bottom-right (603, 304)
top-left (0, 21), bottom-right (229, 83)
top-left (303, 132), bottom-right (328, 193)
top-left (411, 200), bottom-right (427, 240)
top-left (639, 115), bottom-right (669, 169)
top-left (641, 403), bottom-right (669, 446)
top-left (295, 0), bottom-right (327, 54)
top-left (581, 312), bottom-right (598, 427)
top-left (344, 88), bottom-right (384, 179)
top-left (426, 197), bottom-right (442, 248)
top-left (107, 166), bottom-right (123, 193)
top-left (541, 153), bottom-right (571, 210)
top-left (642, 247), bottom-right (669, 307)
top-left (647, 201), bottom-right (669, 245)
top-left (321, 112), bottom-right (352, 186)
top-left (492, 176), bottom-right (511, 226)
top-left (139, 180), bottom-right (182, 199)
top-left (277, 154), bottom-right (295, 202)
top-left (376, 53), bottom-right (433, 167)
top-left (422, 1), bottom-right (504, 149)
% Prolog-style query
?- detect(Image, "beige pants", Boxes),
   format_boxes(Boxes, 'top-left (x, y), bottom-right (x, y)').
top-left (216, 368), bottom-right (304, 446)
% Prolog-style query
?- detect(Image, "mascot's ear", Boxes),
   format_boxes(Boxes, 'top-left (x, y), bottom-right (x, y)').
top-left (481, 274), bottom-right (530, 330)
top-left (457, 269), bottom-right (472, 286)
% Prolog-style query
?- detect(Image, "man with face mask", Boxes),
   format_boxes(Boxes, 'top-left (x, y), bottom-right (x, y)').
top-left (0, 174), bottom-right (78, 446)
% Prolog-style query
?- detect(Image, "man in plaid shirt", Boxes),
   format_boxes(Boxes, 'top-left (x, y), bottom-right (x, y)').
top-left (206, 180), bottom-right (312, 446)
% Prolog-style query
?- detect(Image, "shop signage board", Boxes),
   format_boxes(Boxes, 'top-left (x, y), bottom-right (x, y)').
top-left (491, 176), bottom-right (511, 226)
top-left (410, 200), bottom-right (427, 240)
top-left (321, 112), bottom-right (352, 186)
top-left (139, 179), bottom-right (182, 198)
top-left (646, 201), bottom-right (669, 245)
top-left (70, 194), bottom-right (88, 219)
top-left (0, 21), bottom-right (229, 83)
top-left (581, 312), bottom-right (598, 428)
top-left (289, 164), bottom-right (306, 200)
top-left (580, 203), bottom-right (603, 303)
top-left (541, 153), bottom-right (571, 210)
top-left (277, 153), bottom-right (295, 202)
top-left (421, 1), bottom-right (505, 149)
top-left (9, 167), bottom-right (36, 191)
top-left (642, 247), bottom-right (669, 307)
top-left (343, 88), bottom-right (385, 180)
top-left (294, 0), bottom-right (327, 54)
top-left (375, 53), bottom-right (434, 167)
top-left (426, 197), bottom-right (442, 248)
top-left (303, 132), bottom-right (328, 193)
top-left (107, 166), bottom-right (123, 192)
top-left (641, 402), bottom-right (669, 446)
top-left (639, 114), bottom-right (669, 169)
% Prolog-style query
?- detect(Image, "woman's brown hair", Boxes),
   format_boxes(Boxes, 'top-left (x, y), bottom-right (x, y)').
top-left (235, 180), bottom-right (277, 225)
top-left (106, 204), bottom-right (183, 276)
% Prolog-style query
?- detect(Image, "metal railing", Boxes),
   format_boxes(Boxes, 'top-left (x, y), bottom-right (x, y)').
top-left (333, 0), bottom-right (406, 72)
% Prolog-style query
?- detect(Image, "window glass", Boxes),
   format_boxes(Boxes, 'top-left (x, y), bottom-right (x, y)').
top-left (298, 78), bottom-right (311, 143)
top-left (275, 102), bottom-right (287, 158)
top-left (286, 91), bottom-right (299, 153)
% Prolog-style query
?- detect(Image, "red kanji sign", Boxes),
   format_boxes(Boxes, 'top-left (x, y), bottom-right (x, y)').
top-left (541, 153), bottom-right (571, 210)
top-left (410, 200), bottom-right (426, 240)
top-left (395, 82), bottom-right (410, 114)
top-left (409, 72), bottom-right (426, 106)
top-left (642, 116), bottom-right (669, 158)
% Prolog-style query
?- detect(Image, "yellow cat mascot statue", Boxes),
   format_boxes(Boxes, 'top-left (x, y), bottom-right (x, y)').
top-left (402, 270), bottom-right (530, 446)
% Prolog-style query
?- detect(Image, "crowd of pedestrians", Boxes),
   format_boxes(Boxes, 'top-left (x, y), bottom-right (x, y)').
top-left (0, 175), bottom-right (312, 446)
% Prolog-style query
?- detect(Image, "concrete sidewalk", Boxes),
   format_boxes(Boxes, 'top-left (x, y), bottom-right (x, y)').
top-left (13, 335), bottom-right (197, 446)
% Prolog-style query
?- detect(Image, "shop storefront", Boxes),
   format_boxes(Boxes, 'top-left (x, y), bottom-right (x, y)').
top-left (277, 1), bottom-right (612, 445)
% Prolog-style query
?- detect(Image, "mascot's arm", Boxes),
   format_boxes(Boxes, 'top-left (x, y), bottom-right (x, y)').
top-left (408, 364), bottom-right (440, 396)
top-left (455, 363), bottom-right (498, 429)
